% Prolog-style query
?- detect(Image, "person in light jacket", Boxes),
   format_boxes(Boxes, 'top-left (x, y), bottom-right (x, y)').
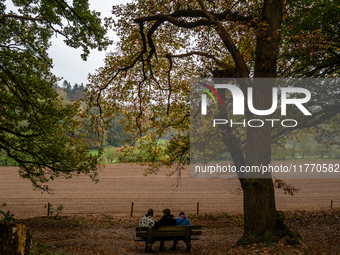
top-left (170, 211), bottom-right (191, 251)
top-left (139, 208), bottom-right (155, 227)
top-left (175, 211), bottom-right (191, 226)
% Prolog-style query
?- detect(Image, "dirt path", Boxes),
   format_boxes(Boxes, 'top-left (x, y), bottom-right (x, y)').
top-left (1, 161), bottom-right (340, 219)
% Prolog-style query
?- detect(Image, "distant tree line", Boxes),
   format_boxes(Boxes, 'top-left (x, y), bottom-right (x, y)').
top-left (53, 80), bottom-right (85, 101)
top-left (53, 81), bottom-right (129, 149)
top-left (272, 134), bottom-right (340, 160)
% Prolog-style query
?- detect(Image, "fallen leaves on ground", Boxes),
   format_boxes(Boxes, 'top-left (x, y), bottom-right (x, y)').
top-left (16, 209), bottom-right (340, 254)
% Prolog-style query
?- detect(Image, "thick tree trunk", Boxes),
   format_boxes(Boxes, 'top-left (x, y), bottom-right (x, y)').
top-left (239, 178), bottom-right (277, 244)
top-left (202, 0), bottom-right (302, 246)
top-left (0, 223), bottom-right (31, 255)
top-left (213, 0), bottom-right (305, 246)
top-left (236, 0), bottom-right (302, 245)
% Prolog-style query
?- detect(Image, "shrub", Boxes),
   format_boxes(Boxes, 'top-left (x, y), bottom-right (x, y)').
top-left (103, 146), bottom-right (116, 163)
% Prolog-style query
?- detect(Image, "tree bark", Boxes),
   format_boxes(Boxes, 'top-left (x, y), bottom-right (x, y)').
top-left (210, 0), bottom-right (304, 246)
top-left (0, 223), bottom-right (31, 255)
top-left (236, 0), bottom-right (301, 245)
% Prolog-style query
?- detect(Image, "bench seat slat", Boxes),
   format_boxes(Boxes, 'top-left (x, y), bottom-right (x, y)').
top-left (133, 237), bottom-right (145, 241)
top-left (136, 225), bottom-right (202, 232)
top-left (136, 230), bottom-right (202, 238)
top-left (134, 235), bottom-right (200, 242)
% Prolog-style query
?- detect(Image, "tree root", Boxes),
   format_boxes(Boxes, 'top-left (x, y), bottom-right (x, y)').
top-left (235, 211), bottom-right (308, 251)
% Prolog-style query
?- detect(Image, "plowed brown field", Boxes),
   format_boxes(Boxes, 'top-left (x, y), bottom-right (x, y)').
top-left (1, 161), bottom-right (340, 219)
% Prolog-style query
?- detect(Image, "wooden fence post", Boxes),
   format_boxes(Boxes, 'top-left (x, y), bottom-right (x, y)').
top-left (131, 202), bottom-right (134, 217)
top-left (47, 202), bottom-right (50, 216)
top-left (197, 202), bottom-right (199, 215)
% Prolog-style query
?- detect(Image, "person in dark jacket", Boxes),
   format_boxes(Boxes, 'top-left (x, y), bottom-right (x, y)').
top-left (154, 208), bottom-right (176, 250)
top-left (154, 208), bottom-right (176, 227)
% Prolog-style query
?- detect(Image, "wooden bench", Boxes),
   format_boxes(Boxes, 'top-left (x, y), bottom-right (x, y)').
top-left (134, 225), bottom-right (202, 252)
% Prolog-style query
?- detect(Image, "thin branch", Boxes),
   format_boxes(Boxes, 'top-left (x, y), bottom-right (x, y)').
top-left (0, 126), bottom-right (44, 138)
top-left (271, 104), bottom-right (340, 142)
top-left (167, 51), bottom-right (237, 70)
top-left (304, 61), bottom-right (340, 77)
top-left (55, 0), bottom-right (93, 34)
top-left (3, 22), bottom-right (52, 68)
top-left (165, 54), bottom-right (173, 115)
top-left (196, 0), bottom-right (250, 88)
top-left (146, 20), bottom-right (162, 62)
top-left (0, 14), bottom-right (43, 21)
top-left (136, 15), bottom-right (212, 29)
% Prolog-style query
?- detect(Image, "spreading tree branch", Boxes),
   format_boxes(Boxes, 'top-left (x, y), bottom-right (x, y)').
top-left (271, 104), bottom-right (340, 142)
top-left (134, 9), bottom-right (253, 25)
top-left (0, 14), bottom-right (43, 21)
top-left (196, 0), bottom-right (250, 81)
top-left (166, 51), bottom-right (237, 71)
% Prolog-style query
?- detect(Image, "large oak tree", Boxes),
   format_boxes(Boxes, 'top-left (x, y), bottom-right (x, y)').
top-left (87, 0), bottom-right (340, 245)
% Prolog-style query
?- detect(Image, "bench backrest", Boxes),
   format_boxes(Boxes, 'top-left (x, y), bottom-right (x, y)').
top-left (136, 225), bottom-right (202, 238)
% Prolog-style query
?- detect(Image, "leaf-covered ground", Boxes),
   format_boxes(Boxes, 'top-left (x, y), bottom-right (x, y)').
top-left (18, 209), bottom-right (340, 254)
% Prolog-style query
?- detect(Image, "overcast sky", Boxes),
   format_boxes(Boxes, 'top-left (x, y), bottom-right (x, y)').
top-left (6, 0), bottom-right (132, 85)
top-left (49, 0), bottom-right (131, 86)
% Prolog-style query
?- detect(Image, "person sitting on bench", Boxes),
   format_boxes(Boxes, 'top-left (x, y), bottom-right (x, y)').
top-left (154, 208), bottom-right (176, 250)
top-left (176, 211), bottom-right (191, 226)
top-left (139, 208), bottom-right (155, 227)
top-left (170, 211), bottom-right (191, 251)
